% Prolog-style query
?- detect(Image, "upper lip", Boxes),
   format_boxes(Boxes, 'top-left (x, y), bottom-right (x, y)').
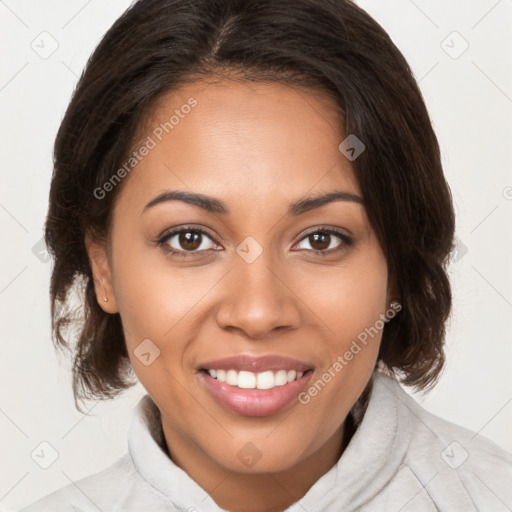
top-left (198, 354), bottom-right (314, 373)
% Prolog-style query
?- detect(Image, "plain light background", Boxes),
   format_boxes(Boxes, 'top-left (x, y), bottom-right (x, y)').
top-left (1, 0), bottom-right (511, 510)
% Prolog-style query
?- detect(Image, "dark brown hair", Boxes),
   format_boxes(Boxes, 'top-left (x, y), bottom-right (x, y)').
top-left (45, 0), bottom-right (456, 410)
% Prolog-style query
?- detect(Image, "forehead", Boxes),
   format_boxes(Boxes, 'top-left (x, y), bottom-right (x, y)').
top-left (118, 79), bottom-right (360, 211)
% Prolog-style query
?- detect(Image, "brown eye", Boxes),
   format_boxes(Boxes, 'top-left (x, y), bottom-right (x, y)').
top-left (177, 230), bottom-right (202, 251)
top-left (158, 227), bottom-right (217, 255)
top-left (308, 232), bottom-right (331, 251)
top-left (295, 228), bottom-right (353, 255)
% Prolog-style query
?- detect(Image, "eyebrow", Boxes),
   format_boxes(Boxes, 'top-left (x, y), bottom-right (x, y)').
top-left (143, 189), bottom-right (364, 216)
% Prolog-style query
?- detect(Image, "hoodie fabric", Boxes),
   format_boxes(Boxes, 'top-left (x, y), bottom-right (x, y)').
top-left (18, 372), bottom-right (512, 511)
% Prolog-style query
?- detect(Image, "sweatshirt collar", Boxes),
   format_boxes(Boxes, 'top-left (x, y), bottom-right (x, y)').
top-left (127, 371), bottom-right (412, 511)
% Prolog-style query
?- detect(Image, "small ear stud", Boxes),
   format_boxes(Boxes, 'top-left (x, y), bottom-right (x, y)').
top-left (104, 297), bottom-right (108, 302)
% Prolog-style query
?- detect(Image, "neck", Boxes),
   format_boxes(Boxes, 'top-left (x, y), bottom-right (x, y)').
top-left (161, 414), bottom-right (355, 512)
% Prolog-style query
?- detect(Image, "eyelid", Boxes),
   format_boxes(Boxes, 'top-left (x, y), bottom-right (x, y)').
top-left (298, 225), bottom-right (352, 240)
top-left (156, 225), bottom-right (219, 248)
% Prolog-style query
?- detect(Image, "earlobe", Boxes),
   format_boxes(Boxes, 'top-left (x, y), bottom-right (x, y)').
top-left (84, 231), bottom-right (119, 314)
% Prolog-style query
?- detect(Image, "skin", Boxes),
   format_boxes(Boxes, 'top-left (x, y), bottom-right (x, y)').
top-left (86, 78), bottom-right (396, 512)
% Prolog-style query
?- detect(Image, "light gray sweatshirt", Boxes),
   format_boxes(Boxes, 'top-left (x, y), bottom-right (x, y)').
top-left (18, 372), bottom-right (512, 511)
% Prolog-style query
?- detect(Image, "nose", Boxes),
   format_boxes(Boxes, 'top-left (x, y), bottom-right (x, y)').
top-left (214, 255), bottom-right (302, 340)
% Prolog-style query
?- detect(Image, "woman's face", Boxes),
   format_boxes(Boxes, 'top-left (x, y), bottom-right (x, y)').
top-left (88, 79), bottom-right (393, 477)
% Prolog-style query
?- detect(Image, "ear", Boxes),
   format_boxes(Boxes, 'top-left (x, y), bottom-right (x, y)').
top-left (84, 230), bottom-right (119, 314)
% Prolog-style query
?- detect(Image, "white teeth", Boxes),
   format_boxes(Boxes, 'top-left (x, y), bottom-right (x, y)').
top-left (238, 370), bottom-right (256, 389)
top-left (275, 370), bottom-right (288, 386)
top-left (256, 371), bottom-right (274, 389)
top-left (206, 368), bottom-right (307, 389)
top-left (226, 369), bottom-right (238, 386)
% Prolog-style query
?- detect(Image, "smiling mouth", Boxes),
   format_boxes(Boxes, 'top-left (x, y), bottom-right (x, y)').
top-left (200, 368), bottom-right (313, 390)
top-left (199, 368), bottom-right (314, 417)
top-left (196, 354), bottom-right (315, 416)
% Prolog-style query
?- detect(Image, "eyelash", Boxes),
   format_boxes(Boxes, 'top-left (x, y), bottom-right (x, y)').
top-left (156, 225), bottom-right (353, 259)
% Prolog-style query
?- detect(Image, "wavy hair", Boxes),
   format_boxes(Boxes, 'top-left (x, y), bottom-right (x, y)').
top-left (45, 0), bottom-right (456, 410)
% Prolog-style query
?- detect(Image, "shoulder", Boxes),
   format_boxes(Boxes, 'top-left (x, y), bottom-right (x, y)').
top-left (17, 453), bottom-right (152, 512)
top-left (383, 375), bottom-right (512, 509)
top-left (402, 383), bottom-right (512, 468)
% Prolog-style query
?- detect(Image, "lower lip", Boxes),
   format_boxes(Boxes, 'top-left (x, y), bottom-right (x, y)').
top-left (199, 370), bottom-right (313, 417)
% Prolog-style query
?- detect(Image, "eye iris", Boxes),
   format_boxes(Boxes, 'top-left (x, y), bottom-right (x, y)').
top-left (310, 232), bottom-right (331, 251)
top-left (179, 230), bottom-right (202, 251)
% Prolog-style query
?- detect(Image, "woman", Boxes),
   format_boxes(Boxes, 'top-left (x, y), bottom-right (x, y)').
top-left (19, 0), bottom-right (512, 510)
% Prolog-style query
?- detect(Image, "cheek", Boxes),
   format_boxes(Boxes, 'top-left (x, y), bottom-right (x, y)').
top-left (306, 248), bottom-right (389, 342)
top-left (109, 240), bottom-right (188, 349)
top-left (110, 239), bottom-right (225, 367)
top-left (297, 248), bottom-right (388, 413)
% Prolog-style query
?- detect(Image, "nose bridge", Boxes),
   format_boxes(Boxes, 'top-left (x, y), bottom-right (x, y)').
top-left (215, 244), bottom-right (301, 338)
